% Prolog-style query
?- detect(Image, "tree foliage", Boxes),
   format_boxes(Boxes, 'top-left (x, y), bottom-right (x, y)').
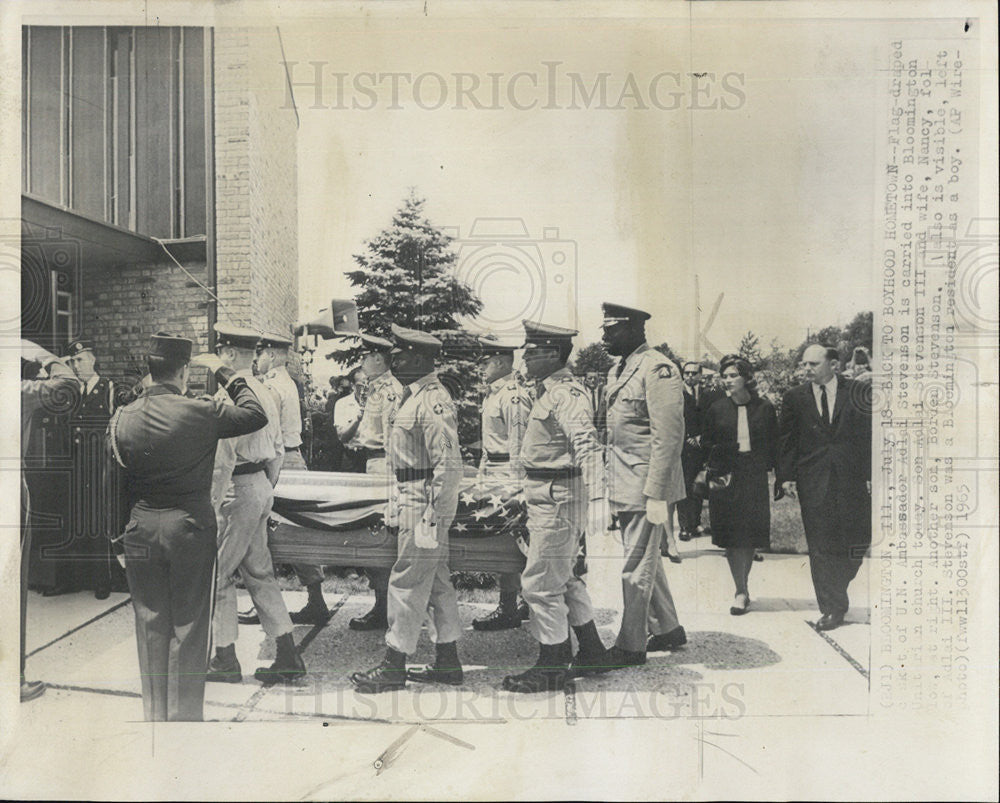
top-left (336, 190), bottom-right (485, 458)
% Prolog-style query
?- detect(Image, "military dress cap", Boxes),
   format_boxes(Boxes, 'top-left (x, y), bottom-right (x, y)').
top-left (148, 331), bottom-right (193, 361)
top-left (477, 334), bottom-right (518, 355)
top-left (601, 302), bottom-right (651, 326)
top-left (389, 323), bottom-right (442, 356)
top-left (358, 332), bottom-right (394, 352)
top-left (65, 339), bottom-right (95, 357)
top-left (214, 322), bottom-right (261, 350)
top-left (258, 331), bottom-right (294, 349)
top-left (521, 320), bottom-right (578, 349)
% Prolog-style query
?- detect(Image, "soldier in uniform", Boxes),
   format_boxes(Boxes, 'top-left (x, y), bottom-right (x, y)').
top-left (600, 303), bottom-right (688, 669)
top-left (250, 332), bottom-right (332, 626)
top-left (350, 325), bottom-right (464, 693)
top-left (205, 324), bottom-right (307, 686)
top-left (347, 332), bottom-right (405, 631)
top-left (20, 340), bottom-right (79, 702)
top-left (471, 334), bottom-right (531, 631)
top-left (108, 332), bottom-right (268, 720)
top-left (65, 340), bottom-right (121, 599)
top-left (501, 321), bottom-right (611, 694)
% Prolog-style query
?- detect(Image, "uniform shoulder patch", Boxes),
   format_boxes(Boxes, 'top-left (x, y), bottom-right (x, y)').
top-left (653, 362), bottom-right (675, 379)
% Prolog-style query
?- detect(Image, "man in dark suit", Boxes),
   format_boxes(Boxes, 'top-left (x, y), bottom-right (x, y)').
top-left (109, 332), bottom-right (268, 720)
top-left (677, 361), bottom-right (722, 541)
top-left (778, 344), bottom-right (872, 631)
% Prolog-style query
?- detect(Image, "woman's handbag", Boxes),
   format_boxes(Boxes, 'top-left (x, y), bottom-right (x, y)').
top-left (693, 446), bottom-right (734, 500)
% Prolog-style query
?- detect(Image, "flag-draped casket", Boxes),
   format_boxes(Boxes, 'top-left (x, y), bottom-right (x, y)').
top-left (267, 469), bottom-right (528, 574)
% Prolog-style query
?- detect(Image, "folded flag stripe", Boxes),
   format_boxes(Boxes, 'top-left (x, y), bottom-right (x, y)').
top-left (271, 470), bottom-right (528, 541)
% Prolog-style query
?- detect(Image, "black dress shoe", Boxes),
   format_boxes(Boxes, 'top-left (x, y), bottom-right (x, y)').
top-left (20, 680), bottom-right (46, 703)
top-left (94, 585), bottom-right (111, 601)
top-left (42, 584), bottom-right (76, 597)
top-left (569, 647), bottom-right (613, 677)
top-left (349, 607), bottom-right (388, 631)
top-left (290, 602), bottom-right (331, 626)
top-left (647, 626), bottom-right (687, 652)
top-left (406, 664), bottom-right (464, 685)
top-left (472, 604), bottom-right (521, 631)
top-left (604, 645), bottom-right (647, 669)
top-left (517, 600), bottom-right (530, 620)
top-left (679, 530), bottom-right (693, 542)
top-left (501, 665), bottom-right (567, 693)
top-left (816, 613), bottom-right (845, 631)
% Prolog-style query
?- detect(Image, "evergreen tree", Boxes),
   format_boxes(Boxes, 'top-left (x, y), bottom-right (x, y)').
top-left (737, 330), bottom-right (764, 368)
top-left (570, 342), bottom-right (615, 379)
top-left (337, 189), bottom-right (484, 458)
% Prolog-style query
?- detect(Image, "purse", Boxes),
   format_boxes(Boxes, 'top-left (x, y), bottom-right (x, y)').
top-left (693, 445), bottom-right (734, 500)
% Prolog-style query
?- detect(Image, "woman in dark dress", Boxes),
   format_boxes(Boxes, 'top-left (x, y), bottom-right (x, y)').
top-left (702, 355), bottom-right (779, 615)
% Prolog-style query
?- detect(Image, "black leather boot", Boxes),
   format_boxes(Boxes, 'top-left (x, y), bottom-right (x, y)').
top-left (407, 641), bottom-right (464, 685)
top-left (350, 647), bottom-right (408, 693)
top-left (291, 582), bottom-right (331, 625)
top-left (350, 586), bottom-right (388, 631)
top-left (501, 641), bottom-right (568, 693)
top-left (472, 592), bottom-right (521, 631)
top-left (206, 643), bottom-right (243, 684)
top-left (569, 620), bottom-right (612, 676)
top-left (254, 633), bottom-right (307, 686)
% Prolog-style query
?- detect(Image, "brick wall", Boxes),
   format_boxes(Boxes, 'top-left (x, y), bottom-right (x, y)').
top-left (214, 27), bottom-right (298, 336)
top-left (78, 259), bottom-right (213, 394)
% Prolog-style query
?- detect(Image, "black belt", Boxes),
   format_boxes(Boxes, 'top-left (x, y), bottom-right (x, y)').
top-left (232, 461), bottom-right (266, 476)
top-left (284, 446), bottom-right (300, 453)
top-left (395, 467), bottom-right (434, 483)
top-left (486, 451), bottom-right (510, 463)
top-left (368, 448), bottom-right (386, 459)
top-left (525, 466), bottom-right (581, 480)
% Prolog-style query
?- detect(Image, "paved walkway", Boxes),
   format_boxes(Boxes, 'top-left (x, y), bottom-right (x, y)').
top-left (4, 532), bottom-right (872, 799)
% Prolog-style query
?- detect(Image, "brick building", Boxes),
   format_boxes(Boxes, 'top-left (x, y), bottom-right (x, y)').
top-left (21, 25), bottom-right (298, 393)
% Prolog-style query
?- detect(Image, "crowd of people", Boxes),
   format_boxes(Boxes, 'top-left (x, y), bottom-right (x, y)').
top-left (18, 303), bottom-right (871, 719)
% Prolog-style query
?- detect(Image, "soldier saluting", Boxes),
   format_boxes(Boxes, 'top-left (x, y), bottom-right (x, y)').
top-left (108, 332), bottom-right (268, 720)
top-left (350, 325), bottom-right (464, 693)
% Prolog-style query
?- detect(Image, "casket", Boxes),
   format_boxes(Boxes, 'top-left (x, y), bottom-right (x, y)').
top-left (267, 469), bottom-right (527, 574)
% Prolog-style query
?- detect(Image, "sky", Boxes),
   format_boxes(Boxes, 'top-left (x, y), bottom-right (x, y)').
top-left (283, 12), bottom-right (876, 376)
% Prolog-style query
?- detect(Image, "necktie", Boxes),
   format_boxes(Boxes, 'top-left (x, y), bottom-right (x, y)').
top-left (535, 380), bottom-right (546, 399)
top-left (398, 386), bottom-right (412, 407)
top-left (820, 385), bottom-right (829, 425)
top-left (615, 359), bottom-right (626, 379)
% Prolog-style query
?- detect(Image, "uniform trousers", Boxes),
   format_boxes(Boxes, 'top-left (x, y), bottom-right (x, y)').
top-left (123, 499), bottom-right (217, 721)
top-left (521, 476), bottom-right (595, 645)
top-left (612, 506), bottom-right (681, 652)
top-left (213, 471), bottom-right (293, 648)
top-left (385, 481), bottom-right (462, 655)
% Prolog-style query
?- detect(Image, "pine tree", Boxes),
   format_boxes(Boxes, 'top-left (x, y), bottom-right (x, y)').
top-left (343, 189), bottom-right (482, 348)
top-left (337, 189), bottom-right (484, 458)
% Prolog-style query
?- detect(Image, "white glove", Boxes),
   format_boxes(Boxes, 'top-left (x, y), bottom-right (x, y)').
top-left (586, 498), bottom-right (609, 538)
top-left (190, 352), bottom-right (225, 373)
top-left (414, 502), bottom-right (438, 549)
top-left (645, 498), bottom-right (669, 525)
